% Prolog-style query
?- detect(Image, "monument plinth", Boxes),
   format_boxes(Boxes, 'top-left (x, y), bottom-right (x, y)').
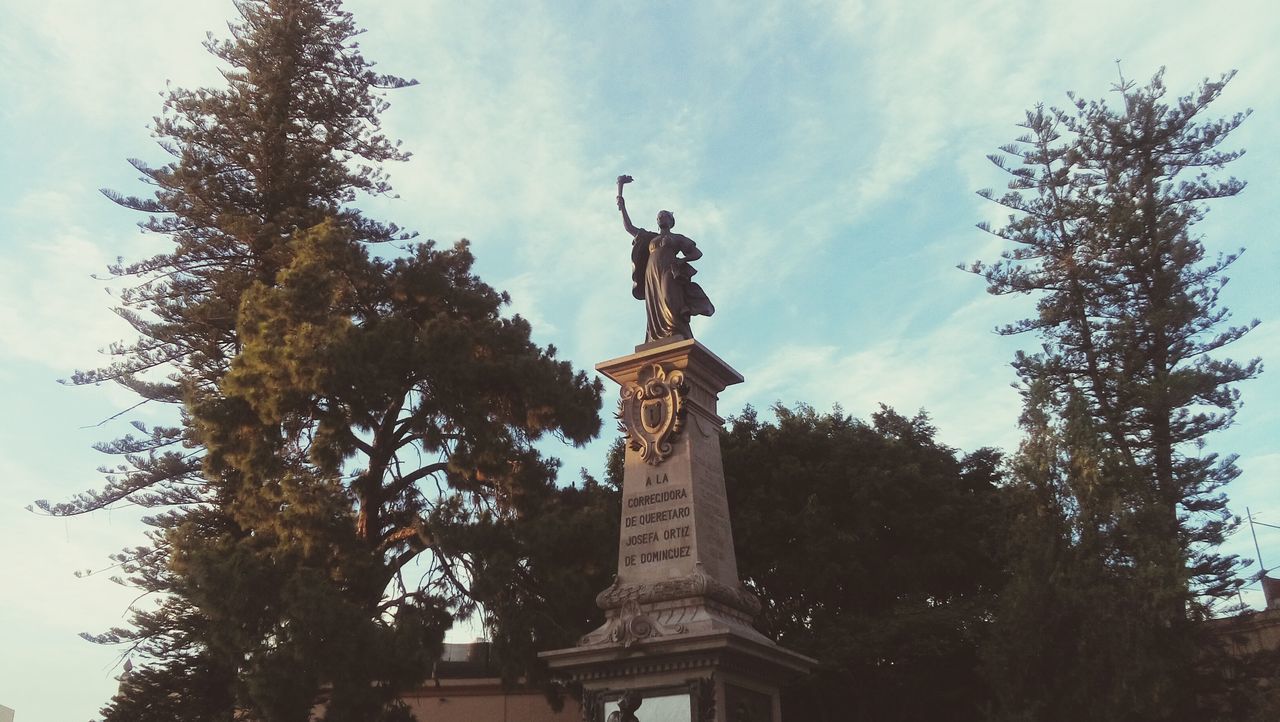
top-left (587, 337), bottom-right (760, 647)
top-left (541, 338), bottom-right (813, 722)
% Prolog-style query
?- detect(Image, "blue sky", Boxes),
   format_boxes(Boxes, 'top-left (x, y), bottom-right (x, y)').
top-left (2, 1), bottom-right (1278, 720)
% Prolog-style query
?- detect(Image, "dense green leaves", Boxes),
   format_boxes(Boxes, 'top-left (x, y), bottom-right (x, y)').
top-left (454, 471), bottom-right (620, 692)
top-left (722, 404), bottom-right (1005, 722)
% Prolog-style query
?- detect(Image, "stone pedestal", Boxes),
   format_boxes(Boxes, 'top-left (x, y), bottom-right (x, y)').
top-left (540, 338), bottom-right (813, 722)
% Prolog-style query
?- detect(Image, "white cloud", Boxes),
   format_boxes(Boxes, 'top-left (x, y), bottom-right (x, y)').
top-left (0, 446), bottom-right (152, 722)
top-left (725, 294), bottom-right (1024, 452)
top-left (0, 227), bottom-right (136, 374)
top-left (1, 1), bottom-right (225, 128)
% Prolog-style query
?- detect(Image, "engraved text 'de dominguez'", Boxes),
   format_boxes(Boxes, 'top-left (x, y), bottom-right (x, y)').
top-left (616, 362), bottom-right (687, 465)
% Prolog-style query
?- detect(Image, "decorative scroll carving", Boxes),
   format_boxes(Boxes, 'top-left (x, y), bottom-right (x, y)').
top-left (615, 600), bottom-right (659, 647)
top-left (594, 568), bottom-right (762, 618)
top-left (616, 363), bottom-right (687, 465)
top-left (581, 599), bottom-right (690, 648)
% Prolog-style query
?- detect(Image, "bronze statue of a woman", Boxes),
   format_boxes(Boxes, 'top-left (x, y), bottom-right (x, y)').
top-left (616, 175), bottom-right (715, 343)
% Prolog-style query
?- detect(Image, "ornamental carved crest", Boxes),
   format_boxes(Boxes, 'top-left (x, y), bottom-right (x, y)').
top-left (616, 363), bottom-right (687, 465)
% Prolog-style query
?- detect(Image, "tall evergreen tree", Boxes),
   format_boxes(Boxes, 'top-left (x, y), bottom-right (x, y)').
top-left (48, 0), bottom-right (417, 518)
top-left (971, 69), bottom-right (1259, 721)
top-left (37, 2), bottom-right (601, 719)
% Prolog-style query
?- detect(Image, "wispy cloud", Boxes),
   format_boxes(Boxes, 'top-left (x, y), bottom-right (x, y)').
top-left (725, 293), bottom-right (1025, 452)
top-left (3, 2), bottom-right (1279, 718)
top-left (0, 0), bottom-right (225, 126)
top-left (0, 220), bottom-right (139, 377)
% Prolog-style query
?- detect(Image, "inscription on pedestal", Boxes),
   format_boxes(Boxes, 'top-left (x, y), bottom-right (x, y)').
top-left (621, 472), bottom-right (694, 571)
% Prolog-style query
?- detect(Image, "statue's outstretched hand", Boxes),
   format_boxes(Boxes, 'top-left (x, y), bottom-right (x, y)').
top-left (616, 175), bottom-right (633, 210)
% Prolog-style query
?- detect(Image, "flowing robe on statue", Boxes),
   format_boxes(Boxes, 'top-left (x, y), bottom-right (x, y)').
top-left (630, 228), bottom-right (715, 342)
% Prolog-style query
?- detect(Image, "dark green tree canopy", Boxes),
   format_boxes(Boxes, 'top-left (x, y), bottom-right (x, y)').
top-left (721, 404), bottom-right (1006, 722)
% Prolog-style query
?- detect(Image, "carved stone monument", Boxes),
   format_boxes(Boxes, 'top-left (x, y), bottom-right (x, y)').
top-left (539, 179), bottom-right (813, 722)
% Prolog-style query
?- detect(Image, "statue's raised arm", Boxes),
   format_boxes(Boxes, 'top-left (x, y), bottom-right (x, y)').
top-left (617, 175), bottom-right (638, 236)
top-left (616, 174), bottom-right (715, 345)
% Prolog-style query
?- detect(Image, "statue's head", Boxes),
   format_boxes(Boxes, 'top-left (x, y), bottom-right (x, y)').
top-left (656, 210), bottom-right (675, 230)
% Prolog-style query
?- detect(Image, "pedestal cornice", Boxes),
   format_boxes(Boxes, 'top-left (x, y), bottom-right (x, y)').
top-left (596, 338), bottom-right (743, 424)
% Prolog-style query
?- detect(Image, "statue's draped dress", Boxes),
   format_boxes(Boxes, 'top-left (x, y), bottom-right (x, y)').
top-left (630, 229), bottom-right (715, 342)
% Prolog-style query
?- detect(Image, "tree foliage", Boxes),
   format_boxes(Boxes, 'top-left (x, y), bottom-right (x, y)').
top-left (971, 68), bottom-right (1259, 721)
top-left (42, 2), bottom-right (602, 719)
top-left (458, 471), bottom-right (620, 691)
top-left (721, 404), bottom-right (1006, 722)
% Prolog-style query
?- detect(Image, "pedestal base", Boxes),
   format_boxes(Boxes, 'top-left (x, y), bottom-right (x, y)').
top-left (541, 626), bottom-right (814, 722)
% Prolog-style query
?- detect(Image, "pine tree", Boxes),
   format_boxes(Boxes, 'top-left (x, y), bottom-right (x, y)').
top-left (971, 68), bottom-right (1259, 721)
top-left (36, 2), bottom-right (602, 719)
